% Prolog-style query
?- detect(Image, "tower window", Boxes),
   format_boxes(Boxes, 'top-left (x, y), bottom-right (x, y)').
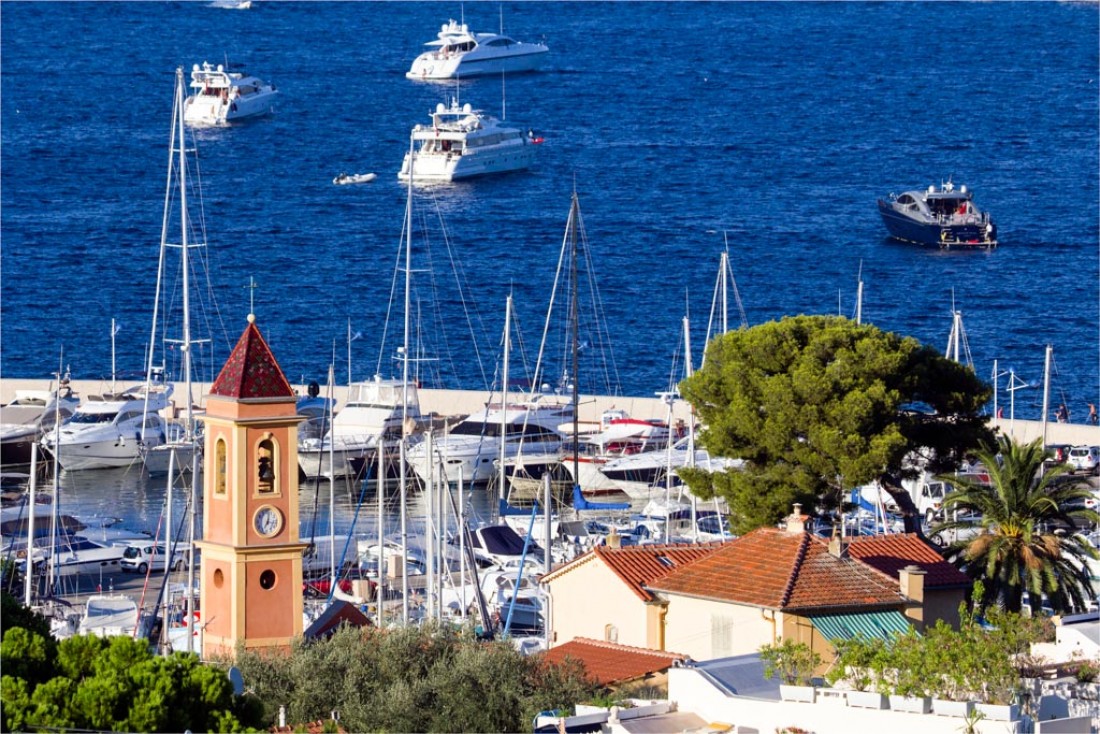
top-left (259, 569), bottom-right (276, 590)
top-left (215, 438), bottom-right (227, 495)
top-left (257, 438), bottom-right (276, 494)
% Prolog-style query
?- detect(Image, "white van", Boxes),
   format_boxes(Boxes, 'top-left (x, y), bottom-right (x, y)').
top-left (120, 540), bottom-right (186, 574)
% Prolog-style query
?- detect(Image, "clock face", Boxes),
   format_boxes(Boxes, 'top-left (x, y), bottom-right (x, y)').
top-left (253, 505), bottom-right (283, 537)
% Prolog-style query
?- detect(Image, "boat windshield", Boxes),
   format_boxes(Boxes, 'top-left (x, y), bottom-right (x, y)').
top-left (69, 412), bottom-right (117, 424)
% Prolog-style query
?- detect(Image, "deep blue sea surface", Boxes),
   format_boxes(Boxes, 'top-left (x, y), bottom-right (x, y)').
top-left (3, 1), bottom-right (1099, 420)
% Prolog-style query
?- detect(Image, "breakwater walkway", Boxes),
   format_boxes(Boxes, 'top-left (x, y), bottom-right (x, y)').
top-left (3, 378), bottom-right (1099, 448)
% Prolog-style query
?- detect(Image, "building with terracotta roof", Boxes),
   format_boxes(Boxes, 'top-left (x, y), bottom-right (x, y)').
top-left (541, 637), bottom-right (690, 688)
top-left (646, 509), bottom-right (941, 664)
top-left (541, 541), bottom-right (725, 650)
top-left (845, 531), bottom-right (971, 630)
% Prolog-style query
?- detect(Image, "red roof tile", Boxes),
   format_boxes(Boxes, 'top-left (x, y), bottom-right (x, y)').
top-left (210, 317), bottom-right (296, 400)
top-left (647, 527), bottom-right (904, 612)
top-left (846, 533), bottom-right (971, 588)
top-left (590, 543), bottom-right (725, 601)
top-left (542, 638), bottom-right (688, 686)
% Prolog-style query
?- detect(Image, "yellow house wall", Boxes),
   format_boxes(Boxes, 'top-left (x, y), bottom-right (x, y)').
top-left (663, 595), bottom-right (772, 662)
top-left (545, 559), bottom-right (652, 648)
top-left (918, 589), bottom-right (964, 631)
top-left (779, 612), bottom-right (837, 671)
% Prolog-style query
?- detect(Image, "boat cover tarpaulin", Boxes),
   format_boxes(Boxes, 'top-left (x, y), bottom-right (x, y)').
top-left (472, 524), bottom-right (539, 555)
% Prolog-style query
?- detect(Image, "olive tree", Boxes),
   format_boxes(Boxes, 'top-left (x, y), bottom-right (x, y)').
top-left (679, 315), bottom-right (993, 533)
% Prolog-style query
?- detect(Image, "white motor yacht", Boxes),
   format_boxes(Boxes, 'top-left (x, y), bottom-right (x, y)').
top-left (41, 383), bottom-right (173, 471)
top-left (406, 19), bottom-right (548, 80)
top-left (0, 388), bottom-right (80, 471)
top-left (406, 398), bottom-right (571, 485)
top-left (299, 376), bottom-right (425, 480)
top-left (398, 99), bottom-right (539, 182)
top-left (598, 436), bottom-right (740, 499)
top-left (183, 61), bottom-right (277, 126)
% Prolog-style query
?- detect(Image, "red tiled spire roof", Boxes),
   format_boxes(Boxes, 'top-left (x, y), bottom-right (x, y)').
top-left (541, 637), bottom-right (689, 686)
top-left (209, 317), bottom-right (295, 400)
top-left (647, 527), bottom-right (904, 612)
top-left (846, 533), bottom-right (971, 588)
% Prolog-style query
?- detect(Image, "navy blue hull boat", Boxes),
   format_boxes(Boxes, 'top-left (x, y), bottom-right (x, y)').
top-left (878, 181), bottom-right (997, 249)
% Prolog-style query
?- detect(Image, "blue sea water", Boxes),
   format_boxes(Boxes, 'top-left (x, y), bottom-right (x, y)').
top-left (2, 1), bottom-right (1099, 419)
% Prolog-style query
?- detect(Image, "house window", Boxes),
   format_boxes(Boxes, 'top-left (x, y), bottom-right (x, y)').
top-left (605, 624), bottom-right (618, 644)
top-left (215, 438), bottom-right (227, 495)
top-left (257, 437), bottom-right (276, 494)
top-left (711, 615), bottom-right (734, 657)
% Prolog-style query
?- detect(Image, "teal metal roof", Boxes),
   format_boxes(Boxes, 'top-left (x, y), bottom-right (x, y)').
top-left (810, 610), bottom-right (912, 641)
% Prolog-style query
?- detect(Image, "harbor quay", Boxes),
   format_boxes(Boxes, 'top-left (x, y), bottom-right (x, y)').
top-left (0, 377), bottom-right (697, 428)
top-left (3, 377), bottom-right (1099, 448)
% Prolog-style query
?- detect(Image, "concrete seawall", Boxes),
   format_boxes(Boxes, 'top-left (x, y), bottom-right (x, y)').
top-left (0, 377), bottom-right (694, 425)
top-left (4, 377), bottom-right (1099, 448)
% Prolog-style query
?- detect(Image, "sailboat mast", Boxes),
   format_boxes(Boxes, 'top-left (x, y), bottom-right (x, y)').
top-left (1041, 344), bottom-right (1052, 449)
top-left (499, 295), bottom-right (511, 505)
top-left (569, 193), bottom-right (581, 489)
top-left (23, 448), bottom-right (37, 606)
top-left (400, 132), bottom-right (413, 625)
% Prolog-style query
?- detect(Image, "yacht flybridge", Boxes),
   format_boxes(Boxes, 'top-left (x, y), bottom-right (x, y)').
top-left (398, 99), bottom-right (539, 182)
top-left (406, 19), bottom-right (548, 80)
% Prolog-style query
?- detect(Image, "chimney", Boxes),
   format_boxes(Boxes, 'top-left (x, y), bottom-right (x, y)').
top-left (607, 527), bottom-right (622, 549)
top-left (785, 503), bottom-right (807, 535)
top-left (899, 564), bottom-right (927, 629)
top-left (828, 533), bottom-right (849, 558)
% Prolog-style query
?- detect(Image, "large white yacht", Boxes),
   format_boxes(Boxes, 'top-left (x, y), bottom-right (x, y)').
top-left (398, 99), bottom-right (539, 182)
top-left (298, 376), bottom-right (426, 480)
top-left (41, 383), bottom-right (173, 471)
top-left (598, 436), bottom-right (741, 499)
top-left (406, 19), bottom-right (548, 80)
top-left (406, 398), bottom-right (572, 486)
top-left (183, 61), bottom-right (278, 126)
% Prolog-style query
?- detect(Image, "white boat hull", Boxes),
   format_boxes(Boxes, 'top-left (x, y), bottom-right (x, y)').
top-left (142, 441), bottom-right (201, 476)
top-left (406, 50), bottom-right (547, 80)
top-left (183, 90), bottom-right (277, 126)
top-left (49, 436), bottom-right (163, 471)
top-left (407, 435), bottom-right (563, 486)
top-left (298, 445), bottom-right (362, 479)
top-left (399, 142), bottom-right (536, 182)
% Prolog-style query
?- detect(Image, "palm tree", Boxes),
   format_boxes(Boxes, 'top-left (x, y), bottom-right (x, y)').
top-left (935, 435), bottom-right (1099, 614)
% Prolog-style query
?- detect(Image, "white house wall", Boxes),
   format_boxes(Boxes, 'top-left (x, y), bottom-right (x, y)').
top-left (663, 594), bottom-right (773, 662)
top-left (546, 558), bottom-right (653, 648)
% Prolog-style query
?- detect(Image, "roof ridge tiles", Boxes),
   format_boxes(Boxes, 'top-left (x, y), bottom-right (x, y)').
top-left (780, 530), bottom-right (811, 608)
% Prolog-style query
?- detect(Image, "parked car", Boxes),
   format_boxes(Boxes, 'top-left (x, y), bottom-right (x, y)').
top-left (1066, 445), bottom-right (1100, 475)
top-left (120, 540), bottom-right (186, 574)
top-left (1045, 444), bottom-right (1073, 467)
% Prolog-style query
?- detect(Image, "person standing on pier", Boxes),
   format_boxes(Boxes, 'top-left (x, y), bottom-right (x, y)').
top-left (1088, 403), bottom-right (1098, 426)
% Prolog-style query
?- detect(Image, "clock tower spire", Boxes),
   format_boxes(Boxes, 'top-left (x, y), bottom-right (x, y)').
top-left (197, 314), bottom-right (307, 659)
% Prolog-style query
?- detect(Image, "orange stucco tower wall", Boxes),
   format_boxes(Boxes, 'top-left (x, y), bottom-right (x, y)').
top-left (196, 315), bottom-right (307, 660)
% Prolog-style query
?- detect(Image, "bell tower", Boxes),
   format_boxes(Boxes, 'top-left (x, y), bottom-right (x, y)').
top-left (197, 314), bottom-right (307, 659)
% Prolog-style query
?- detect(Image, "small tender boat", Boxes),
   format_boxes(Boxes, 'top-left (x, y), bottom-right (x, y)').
top-left (333, 172), bottom-right (377, 185)
top-left (877, 180), bottom-right (998, 249)
top-left (398, 99), bottom-right (539, 182)
top-left (406, 19), bottom-right (548, 80)
top-left (183, 61), bottom-right (277, 126)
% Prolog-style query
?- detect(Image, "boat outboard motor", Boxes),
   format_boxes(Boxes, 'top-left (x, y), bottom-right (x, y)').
top-left (308, 381), bottom-right (320, 398)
